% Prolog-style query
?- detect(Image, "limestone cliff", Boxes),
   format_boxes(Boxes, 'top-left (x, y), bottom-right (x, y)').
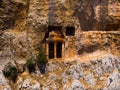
top-left (0, 54), bottom-right (120, 90)
top-left (0, 0), bottom-right (120, 90)
top-left (0, 0), bottom-right (120, 61)
top-left (1, 0), bottom-right (120, 31)
top-left (0, 0), bottom-right (27, 30)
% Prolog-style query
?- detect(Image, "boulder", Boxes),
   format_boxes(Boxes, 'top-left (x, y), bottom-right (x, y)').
top-left (0, 71), bottom-right (7, 85)
top-left (103, 69), bottom-right (120, 90)
top-left (22, 79), bottom-right (30, 89)
top-left (70, 80), bottom-right (84, 90)
top-left (31, 82), bottom-right (40, 90)
top-left (22, 78), bottom-right (40, 90)
top-left (14, 60), bottom-right (25, 73)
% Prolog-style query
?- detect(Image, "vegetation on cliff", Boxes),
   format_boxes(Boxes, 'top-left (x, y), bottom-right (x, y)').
top-left (3, 63), bottom-right (18, 83)
top-left (36, 47), bottom-right (48, 74)
top-left (26, 57), bottom-right (36, 73)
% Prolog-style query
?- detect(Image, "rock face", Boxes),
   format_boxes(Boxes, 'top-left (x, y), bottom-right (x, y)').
top-left (0, 71), bottom-right (11, 90)
top-left (21, 78), bottom-right (40, 90)
top-left (0, 0), bottom-right (120, 64)
top-left (0, 31), bottom-right (32, 69)
top-left (0, 71), bottom-right (7, 85)
top-left (0, 0), bottom-right (120, 31)
top-left (0, 0), bottom-right (27, 30)
top-left (75, 31), bottom-right (120, 55)
top-left (25, 0), bottom-right (120, 31)
top-left (73, 0), bottom-right (120, 31)
top-left (104, 69), bottom-right (120, 90)
top-left (0, 0), bottom-right (120, 90)
top-left (1, 54), bottom-right (119, 90)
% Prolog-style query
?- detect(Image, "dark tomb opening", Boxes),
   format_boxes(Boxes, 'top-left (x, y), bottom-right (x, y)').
top-left (49, 42), bottom-right (54, 59)
top-left (66, 26), bottom-right (75, 36)
top-left (48, 26), bottom-right (62, 31)
top-left (56, 42), bottom-right (62, 58)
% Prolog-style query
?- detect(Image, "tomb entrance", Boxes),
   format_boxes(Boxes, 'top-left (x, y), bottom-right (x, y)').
top-left (46, 26), bottom-right (65, 59)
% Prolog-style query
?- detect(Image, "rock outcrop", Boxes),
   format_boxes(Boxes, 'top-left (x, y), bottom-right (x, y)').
top-left (0, 70), bottom-right (11, 90)
top-left (0, 0), bottom-right (120, 90)
top-left (75, 31), bottom-right (120, 55)
top-left (0, 0), bottom-right (120, 65)
top-left (0, 0), bottom-right (27, 30)
top-left (0, 54), bottom-right (119, 90)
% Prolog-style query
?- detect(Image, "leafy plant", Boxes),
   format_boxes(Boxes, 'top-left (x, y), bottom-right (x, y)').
top-left (3, 65), bottom-right (18, 83)
top-left (26, 57), bottom-right (36, 73)
top-left (9, 66), bottom-right (18, 82)
top-left (36, 47), bottom-right (48, 74)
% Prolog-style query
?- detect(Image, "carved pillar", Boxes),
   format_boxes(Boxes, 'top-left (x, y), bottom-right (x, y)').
top-left (68, 37), bottom-right (71, 58)
top-left (69, 37), bottom-right (74, 58)
top-left (62, 43), bottom-right (65, 58)
top-left (54, 42), bottom-right (57, 59)
top-left (71, 37), bottom-right (75, 57)
top-left (46, 43), bottom-right (49, 59)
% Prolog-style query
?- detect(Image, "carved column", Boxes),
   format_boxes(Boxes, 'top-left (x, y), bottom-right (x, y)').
top-left (46, 43), bottom-right (49, 59)
top-left (62, 43), bottom-right (65, 59)
top-left (54, 42), bottom-right (57, 59)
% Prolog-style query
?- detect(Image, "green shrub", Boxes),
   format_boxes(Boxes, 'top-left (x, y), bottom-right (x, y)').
top-left (36, 47), bottom-right (48, 74)
top-left (37, 48), bottom-right (48, 64)
top-left (26, 57), bottom-right (36, 73)
top-left (3, 65), bottom-right (18, 83)
top-left (3, 69), bottom-right (10, 77)
top-left (9, 66), bottom-right (18, 82)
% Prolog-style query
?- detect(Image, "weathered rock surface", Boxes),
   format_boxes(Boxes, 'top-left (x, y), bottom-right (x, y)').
top-left (75, 31), bottom-right (120, 55)
top-left (104, 69), bottom-right (120, 90)
top-left (1, 54), bottom-right (118, 90)
top-left (0, 71), bottom-right (7, 85)
top-left (0, 0), bottom-right (120, 31)
top-left (0, 0), bottom-right (120, 67)
top-left (0, 70), bottom-right (11, 90)
top-left (16, 78), bottom-right (40, 90)
top-left (0, 31), bottom-right (32, 70)
top-left (0, 0), bottom-right (26, 30)
top-left (0, 0), bottom-right (120, 90)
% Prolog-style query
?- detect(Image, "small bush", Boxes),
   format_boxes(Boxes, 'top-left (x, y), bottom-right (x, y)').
top-left (26, 57), bottom-right (36, 73)
top-left (9, 66), bottom-right (18, 82)
top-left (3, 65), bottom-right (18, 83)
top-left (36, 47), bottom-right (48, 74)
top-left (3, 69), bottom-right (10, 77)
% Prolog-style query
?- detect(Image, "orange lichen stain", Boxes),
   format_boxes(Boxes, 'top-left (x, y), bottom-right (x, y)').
top-left (47, 37), bottom-right (64, 42)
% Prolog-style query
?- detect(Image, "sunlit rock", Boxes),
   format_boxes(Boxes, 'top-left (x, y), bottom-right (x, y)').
top-left (70, 80), bottom-right (84, 90)
top-left (0, 71), bottom-right (7, 85)
top-left (103, 69), bottom-right (120, 90)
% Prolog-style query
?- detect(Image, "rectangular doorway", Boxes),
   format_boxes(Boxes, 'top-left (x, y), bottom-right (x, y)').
top-left (56, 42), bottom-right (62, 58)
top-left (49, 42), bottom-right (54, 59)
